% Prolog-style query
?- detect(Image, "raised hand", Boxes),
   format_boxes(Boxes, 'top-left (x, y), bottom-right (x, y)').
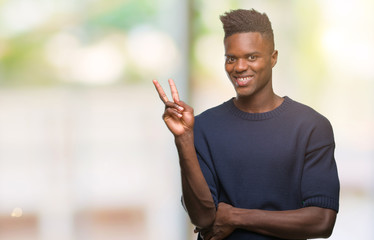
top-left (153, 79), bottom-right (194, 136)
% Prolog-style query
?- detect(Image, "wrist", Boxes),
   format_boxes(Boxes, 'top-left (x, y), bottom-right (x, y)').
top-left (229, 207), bottom-right (241, 228)
top-left (175, 131), bottom-right (194, 144)
top-left (174, 130), bottom-right (196, 166)
top-left (230, 207), bottom-right (256, 230)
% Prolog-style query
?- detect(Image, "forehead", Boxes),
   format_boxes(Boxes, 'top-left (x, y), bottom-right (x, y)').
top-left (224, 32), bottom-right (272, 55)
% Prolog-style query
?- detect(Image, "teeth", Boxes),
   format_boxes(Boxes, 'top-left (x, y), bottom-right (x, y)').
top-left (237, 77), bottom-right (252, 82)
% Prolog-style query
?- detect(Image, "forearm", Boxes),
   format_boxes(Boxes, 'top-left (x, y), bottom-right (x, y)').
top-left (230, 206), bottom-right (337, 239)
top-left (175, 132), bottom-right (216, 229)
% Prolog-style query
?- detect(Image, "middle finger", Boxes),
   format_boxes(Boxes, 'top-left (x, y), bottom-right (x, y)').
top-left (168, 78), bottom-right (180, 103)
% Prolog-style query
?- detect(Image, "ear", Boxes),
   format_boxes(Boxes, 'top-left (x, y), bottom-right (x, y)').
top-left (271, 50), bottom-right (278, 68)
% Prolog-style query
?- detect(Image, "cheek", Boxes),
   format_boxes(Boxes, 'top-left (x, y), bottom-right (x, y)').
top-left (251, 61), bottom-right (267, 72)
top-left (225, 64), bottom-right (233, 73)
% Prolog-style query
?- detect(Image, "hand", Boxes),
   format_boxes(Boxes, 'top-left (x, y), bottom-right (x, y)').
top-left (196, 202), bottom-right (235, 240)
top-left (153, 79), bottom-right (194, 136)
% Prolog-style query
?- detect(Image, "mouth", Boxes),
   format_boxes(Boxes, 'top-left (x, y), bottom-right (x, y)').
top-left (234, 75), bottom-right (254, 87)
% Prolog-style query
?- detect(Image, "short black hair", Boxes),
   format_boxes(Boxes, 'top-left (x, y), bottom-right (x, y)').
top-left (220, 9), bottom-right (274, 48)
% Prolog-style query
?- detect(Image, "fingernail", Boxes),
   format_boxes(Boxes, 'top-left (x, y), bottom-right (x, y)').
top-left (178, 106), bottom-right (184, 111)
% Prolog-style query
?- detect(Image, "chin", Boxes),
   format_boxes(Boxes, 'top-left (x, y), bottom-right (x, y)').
top-left (235, 88), bottom-right (255, 98)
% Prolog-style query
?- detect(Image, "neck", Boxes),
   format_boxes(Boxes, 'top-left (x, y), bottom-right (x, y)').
top-left (234, 92), bottom-right (283, 113)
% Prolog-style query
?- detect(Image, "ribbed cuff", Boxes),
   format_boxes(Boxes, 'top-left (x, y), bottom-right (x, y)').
top-left (303, 196), bottom-right (339, 212)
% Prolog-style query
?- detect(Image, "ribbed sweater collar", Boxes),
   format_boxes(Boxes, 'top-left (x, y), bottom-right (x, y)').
top-left (225, 96), bottom-right (292, 121)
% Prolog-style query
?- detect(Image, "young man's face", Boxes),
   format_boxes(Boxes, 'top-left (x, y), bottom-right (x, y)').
top-left (224, 32), bottom-right (278, 100)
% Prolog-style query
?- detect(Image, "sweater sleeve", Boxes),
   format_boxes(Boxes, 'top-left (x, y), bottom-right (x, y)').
top-left (301, 116), bottom-right (340, 212)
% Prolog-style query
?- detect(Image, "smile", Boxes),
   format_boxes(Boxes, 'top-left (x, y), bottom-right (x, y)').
top-left (235, 76), bottom-right (254, 86)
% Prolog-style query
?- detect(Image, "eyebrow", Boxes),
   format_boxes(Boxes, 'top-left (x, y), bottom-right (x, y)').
top-left (225, 52), bottom-right (261, 57)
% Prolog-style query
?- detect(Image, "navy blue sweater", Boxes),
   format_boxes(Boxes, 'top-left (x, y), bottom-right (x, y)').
top-left (194, 96), bottom-right (340, 240)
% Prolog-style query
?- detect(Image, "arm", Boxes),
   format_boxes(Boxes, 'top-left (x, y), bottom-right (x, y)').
top-left (177, 131), bottom-right (216, 228)
top-left (201, 202), bottom-right (336, 240)
top-left (232, 205), bottom-right (336, 239)
top-left (153, 79), bottom-right (216, 229)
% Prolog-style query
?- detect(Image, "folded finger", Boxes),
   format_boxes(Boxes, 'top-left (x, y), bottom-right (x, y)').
top-left (165, 101), bottom-right (184, 112)
top-left (164, 108), bottom-right (182, 119)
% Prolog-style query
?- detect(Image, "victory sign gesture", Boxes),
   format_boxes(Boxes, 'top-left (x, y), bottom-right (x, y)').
top-left (153, 79), bottom-right (194, 136)
top-left (153, 79), bottom-right (217, 229)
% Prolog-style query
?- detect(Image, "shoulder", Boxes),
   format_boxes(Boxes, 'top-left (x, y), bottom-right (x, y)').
top-left (195, 99), bottom-right (233, 124)
top-left (193, 99), bottom-right (235, 138)
top-left (286, 97), bottom-right (332, 127)
top-left (286, 97), bottom-right (334, 143)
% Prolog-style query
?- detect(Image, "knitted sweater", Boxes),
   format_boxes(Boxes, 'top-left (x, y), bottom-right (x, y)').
top-left (194, 96), bottom-right (340, 240)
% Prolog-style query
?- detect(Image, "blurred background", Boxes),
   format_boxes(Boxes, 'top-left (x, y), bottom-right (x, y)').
top-left (0, 0), bottom-right (373, 239)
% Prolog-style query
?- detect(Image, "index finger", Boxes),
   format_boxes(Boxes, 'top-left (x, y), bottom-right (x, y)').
top-left (152, 79), bottom-right (169, 103)
top-left (168, 78), bottom-right (180, 103)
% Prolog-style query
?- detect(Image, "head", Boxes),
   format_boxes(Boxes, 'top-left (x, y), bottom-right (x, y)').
top-left (220, 9), bottom-right (278, 101)
top-left (220, 9), bottom-right (274, 51)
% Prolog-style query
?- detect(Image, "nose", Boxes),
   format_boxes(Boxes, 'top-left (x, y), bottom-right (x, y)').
top-left (234, 58), bottom-right (248, 73)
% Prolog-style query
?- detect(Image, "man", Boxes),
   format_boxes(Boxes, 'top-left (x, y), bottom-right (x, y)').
top-left (153, 9), bottom-right (339, 240)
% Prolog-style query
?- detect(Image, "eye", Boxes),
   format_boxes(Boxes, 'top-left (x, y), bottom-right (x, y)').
top-left (248, 55), bottom-right (257, 61)
top-left (225, 56), bottom-right (236, 63)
